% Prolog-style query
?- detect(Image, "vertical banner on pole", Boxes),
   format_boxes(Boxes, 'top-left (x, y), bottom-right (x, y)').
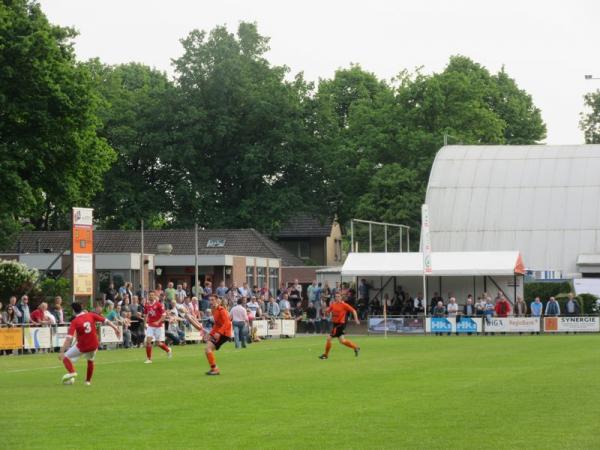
top-left (421, 204), bottom-right (432, 317)
top-left (72, 208), bottom-right (94, 300)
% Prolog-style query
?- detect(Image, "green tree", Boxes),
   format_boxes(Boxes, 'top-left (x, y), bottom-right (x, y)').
top-left (171, 22), bottom-right (322, 233)
top-left (0, 0), bottom-right (115, 245)
top-left (87, 60), bottom-right (177, 229)
top-left (0, 259), bottom-right (39, 300)
top-left (580, 90), bottom-right (600, 143)
top-left (317, 56), bottom-right (546, 241)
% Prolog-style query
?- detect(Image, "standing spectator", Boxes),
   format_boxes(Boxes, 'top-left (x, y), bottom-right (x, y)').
top-left (266, 297), bottom-right (280, 318)
top-left (432, 301), bottom-right (446, 336)
top-left (229, 298), bottom-right (249, 349)
top-left (238, 282), bottom-right (250, 298)
top-left (289, 281), bottom-right (301, 307)
top-left (413, 292), bottom-right (425, 315)
top-left (446, 297), bottom-right (459, 317)
top-left (190, 297), bottom-right (201, 319)
top-left (430, 292), bottom-right (444, 315)
top-left (247, 296), bottom-right (261, 319)
top-left (279, 293), bottom-right (291, 314)
top-left (495, 296), bottom-right (511, 317)
top-left (216, 281), bottom-right (228, 298)
top-left (30, 302), bottom-right (51, 325)
top-left (463, 296), bottom-right (475, 316)
top-left (307, 280), bottom-right (319, 305)
top-left (165, 300), bottom-right (185, 345)
top-left (545, 297), bottom-right (560, 316)
top-left (104, 283), bottom-right (116, 303)
top-left (8, 296), bottom-right (21, 322)
top-left (129, 295), bottom-right (145, 347)
top-left (475, 296), bottom-right (486, 316)
top-left (530, 297), bottom-right (543, 317)
top-left (514, 296), bottom-right (527, 317)
top-left (164, 282), bottom-right (177, 303)
top-left (321, 281), bottom-right (331, 306)
top-left (50, 296), bottom-right (65, 324)
top-left (175, 284), bottom-right (187, 303)
top-left (3, 303), bottom-right (18, 326)
top-left (203, 281), bottom-right (213, 305)
top-left (565, 293), bottom-right (580, 316)
top-left (18, 295), bottom-right (31, 324)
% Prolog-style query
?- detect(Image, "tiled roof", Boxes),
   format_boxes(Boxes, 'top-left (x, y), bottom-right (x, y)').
top-left (276, 215), bottom-right (333, 238)
top-left (4, 229), bottom-right (305, 266)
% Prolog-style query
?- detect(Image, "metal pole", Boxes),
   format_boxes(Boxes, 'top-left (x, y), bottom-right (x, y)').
top-left (140, 219), bottom-right (144, 299)
top-left (382, 276), bottom-right (387, 339)
top-left (368, 223), bottom-right (372, 252)
top-left (195, 223), bottom-right (199, 298)
top-left (399, 227), bottom-right (402, 252)
top-left (350, 220), bottom-right (354, 254)
top-left (384, 225), bottom-right (387, 253)
top-left (407, 227), bottom-right (410, 252)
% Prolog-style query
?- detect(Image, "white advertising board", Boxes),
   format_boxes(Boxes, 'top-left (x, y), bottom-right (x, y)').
top-left (23, 327), bottom-right (52, 349)
top-left (100, 325), bottom-right (123, 343)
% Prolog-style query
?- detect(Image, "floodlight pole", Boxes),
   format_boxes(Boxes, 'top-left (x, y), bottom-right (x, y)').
top-left (350, 220), bottom-right (354, 253)
top-left (140, 219), bottom-right (144, 299)
top-left (195, 223), bottom-right (199, 298)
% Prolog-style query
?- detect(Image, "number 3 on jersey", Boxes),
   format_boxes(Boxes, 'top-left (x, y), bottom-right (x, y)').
top-left (83, 321), bottom-right (92, 333)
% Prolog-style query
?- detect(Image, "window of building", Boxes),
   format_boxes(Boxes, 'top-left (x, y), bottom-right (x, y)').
top-left (246, 266), bottom-right (254, 288)
top-left (298, 240), bottom-right (310, 259)
top-left (257, 267), bottom-right (266, 289)
top-left (269, 268), bottom-right (278, 297)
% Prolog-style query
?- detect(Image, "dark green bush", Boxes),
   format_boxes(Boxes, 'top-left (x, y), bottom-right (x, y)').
top-left (524, 281), bottom-right (571, 302)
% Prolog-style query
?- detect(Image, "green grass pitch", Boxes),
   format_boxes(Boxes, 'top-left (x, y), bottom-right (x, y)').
top-left (1, 334), bottom-right (599, 449)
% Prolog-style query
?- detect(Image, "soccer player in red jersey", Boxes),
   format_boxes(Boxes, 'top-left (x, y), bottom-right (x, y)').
top-left (143, 291), bottom-right (172, 363)
top-left (319, 293), bottom-right (360, 360)
top-left (185, 294), bottom-right (232, 375)
top-left (59, 302), bottom-right (121, 385)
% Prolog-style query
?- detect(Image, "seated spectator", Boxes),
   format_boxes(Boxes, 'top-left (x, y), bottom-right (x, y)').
top-left (247, 296), bottom-right (261, 319)
top-left (305, 302), bottom-right (317, 333)
top-left (166, 307), bottom-right (185, 345)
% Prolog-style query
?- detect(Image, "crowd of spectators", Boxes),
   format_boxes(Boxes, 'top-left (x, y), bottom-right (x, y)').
top-left (0, 278), bottom-right (591, 354)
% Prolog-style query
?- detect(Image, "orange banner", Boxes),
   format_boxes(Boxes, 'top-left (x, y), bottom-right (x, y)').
top-left (72, 227), bottom-right (93, 254)
top-left (0, 328), bottom-right (23, 350)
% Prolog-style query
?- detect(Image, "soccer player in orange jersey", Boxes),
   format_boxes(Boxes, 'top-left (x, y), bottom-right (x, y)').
top-left (319, 293), bottom-right (360, 359)
top-left (186, 294), bottom-right (232, 375)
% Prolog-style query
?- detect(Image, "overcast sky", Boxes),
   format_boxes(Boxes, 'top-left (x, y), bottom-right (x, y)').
top-left (39, 0), bottom-right (598, 145)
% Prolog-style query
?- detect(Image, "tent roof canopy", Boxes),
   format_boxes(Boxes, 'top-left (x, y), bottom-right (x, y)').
top-left (341, 251), bottom-right (525, 277)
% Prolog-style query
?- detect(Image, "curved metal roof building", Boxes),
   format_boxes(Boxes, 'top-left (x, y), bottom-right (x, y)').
top-left (425, 145), bottom-right (600, 278)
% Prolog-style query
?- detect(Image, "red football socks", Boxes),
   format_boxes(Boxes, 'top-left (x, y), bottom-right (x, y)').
top-left (86, 361), bottom-right (94, 382)
top-left (146, 345), bottom-right (152, 359)
top-left (63, 357), bottom-right (75, 374)
top-left (158, 343), bottom-right (170, 353)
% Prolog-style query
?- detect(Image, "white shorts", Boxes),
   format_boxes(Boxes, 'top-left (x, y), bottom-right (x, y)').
top-left (65, 345), bottom-right (96, 362)
top-left (146, 326), bottom-right (163, 342)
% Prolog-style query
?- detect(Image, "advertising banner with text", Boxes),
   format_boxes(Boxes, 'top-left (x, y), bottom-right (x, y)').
top-left (544, 316), bottom-right (599, 333)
